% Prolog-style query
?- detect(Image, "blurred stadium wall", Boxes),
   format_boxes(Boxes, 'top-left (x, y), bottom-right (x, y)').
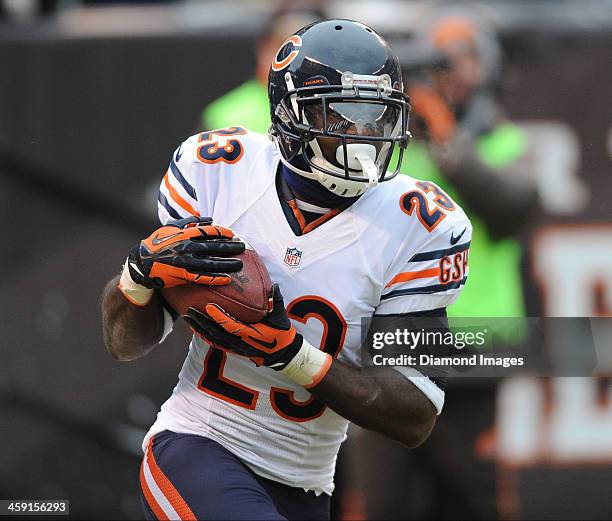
top-left (0, 1), bottom-right (611, 519)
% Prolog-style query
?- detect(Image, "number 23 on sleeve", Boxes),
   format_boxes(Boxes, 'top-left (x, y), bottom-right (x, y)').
top-left (196, 127), bottom-right (246, 165)
top-left (400, 181), bottom-right (456, 232)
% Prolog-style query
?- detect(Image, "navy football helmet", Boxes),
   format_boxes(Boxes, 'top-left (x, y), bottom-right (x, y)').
top-left (268, 19), bottom-right (411, 197)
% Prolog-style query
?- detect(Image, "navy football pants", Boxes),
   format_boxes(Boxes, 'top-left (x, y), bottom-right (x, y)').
top-left (139, 430), bottom-right (330, 520)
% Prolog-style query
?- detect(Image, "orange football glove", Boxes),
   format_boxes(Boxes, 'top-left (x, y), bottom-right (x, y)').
top-left (185, 284), bottom-right (303, 369)
top-left (124, 216), bottom-right (244, 291)
top-left (185, 284), bottom-right (333, 387)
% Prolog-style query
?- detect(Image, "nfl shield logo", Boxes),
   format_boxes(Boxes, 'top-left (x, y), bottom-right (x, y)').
top-left (284, 247), bottom-right (302, 267)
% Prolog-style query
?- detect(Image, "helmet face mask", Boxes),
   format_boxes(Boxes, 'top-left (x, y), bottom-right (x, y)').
top-left (269, 20), bottom-right (411, 197)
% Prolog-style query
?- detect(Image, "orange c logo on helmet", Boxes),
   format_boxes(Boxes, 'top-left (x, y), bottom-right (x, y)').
top-left (272, 35), bottom-right (303, 71)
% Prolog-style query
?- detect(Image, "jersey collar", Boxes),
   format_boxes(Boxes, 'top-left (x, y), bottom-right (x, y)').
top-left (276, 167), bottom-right (342, 236)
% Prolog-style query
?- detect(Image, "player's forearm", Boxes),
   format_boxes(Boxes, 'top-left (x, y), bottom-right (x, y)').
top-left (309, 360), bottom-right (437, 448)
top-left (101, 275), bottom-right (165, 361)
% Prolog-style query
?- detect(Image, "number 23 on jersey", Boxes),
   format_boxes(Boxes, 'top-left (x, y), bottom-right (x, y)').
top-left (197, 295), bottom-right (346, 422)
top-left (196, 126), bottom-right (246, 165)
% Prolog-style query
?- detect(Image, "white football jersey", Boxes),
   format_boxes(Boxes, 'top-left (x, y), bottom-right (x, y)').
top-left (143, 128), bottom-right (472, 495)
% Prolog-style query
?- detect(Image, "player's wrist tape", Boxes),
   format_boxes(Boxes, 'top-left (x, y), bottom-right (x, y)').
top-left (280, 339), bottom-right (332, 389)
top-left (118, 259), bottom-right (154, 306)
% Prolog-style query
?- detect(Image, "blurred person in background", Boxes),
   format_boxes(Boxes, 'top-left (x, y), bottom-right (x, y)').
top-left (200, 8), bottom-right (321, 133)
top-left (402, 7), bottom-right (540, 321)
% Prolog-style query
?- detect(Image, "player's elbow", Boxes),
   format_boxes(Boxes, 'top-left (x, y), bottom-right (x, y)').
top-left (103, 328), bottom-right (145, 362)
top-left (107, 347), bottom-right (133, 362)
top-left (399, 413), bottom-right (436, 448)
top-left (393, 400), bottom-right (437, 448)
top-left (104, 336), bottom-right (133, 361)
top-left (106, 342), bottom-right (151, 362)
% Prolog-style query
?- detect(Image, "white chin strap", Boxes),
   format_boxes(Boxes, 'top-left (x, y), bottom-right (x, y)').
top-left (279, 142), bottom-right (379, 198)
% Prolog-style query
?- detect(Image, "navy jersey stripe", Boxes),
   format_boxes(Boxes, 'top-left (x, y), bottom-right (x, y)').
top-left (158, 192), bottom-right (182, 219)
top-left (409, 241), bottom-right (471, 262)
top-left (380, 277), bottom-right (467, 300)
top-left (170, 160), bottom-right (197, 200)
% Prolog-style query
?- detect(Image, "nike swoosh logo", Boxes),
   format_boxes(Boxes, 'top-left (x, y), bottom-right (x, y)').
top-left (450, 227), bottom-right (467, 245)
top-left (151, 231), bottom-right (182, 245)
top-left (248, 337), bottom-right (278, 350)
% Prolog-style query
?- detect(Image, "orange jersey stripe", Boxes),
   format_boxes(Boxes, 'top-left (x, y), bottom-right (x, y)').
top-left (164, 173), bottom-right (200, 217)
top-left (140, 459), bottom-right (169, 521)
top-left (385, 268), bottom-right (440, 289)
top-left (287, 199), bottom-right (307, 232)
top-left (287, 200), bottom-right (342, 235)
top-left (302, 209), bottom-right (340, 234)
top-left (146, 440), bottom-right (197, 521)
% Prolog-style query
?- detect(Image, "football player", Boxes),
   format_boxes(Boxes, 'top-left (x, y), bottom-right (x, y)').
top-left (101, 19), bottom-right (472, 521)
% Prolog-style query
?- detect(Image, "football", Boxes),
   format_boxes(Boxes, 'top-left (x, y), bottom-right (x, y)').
top-left (161, 245), bottom-right (273, 323)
